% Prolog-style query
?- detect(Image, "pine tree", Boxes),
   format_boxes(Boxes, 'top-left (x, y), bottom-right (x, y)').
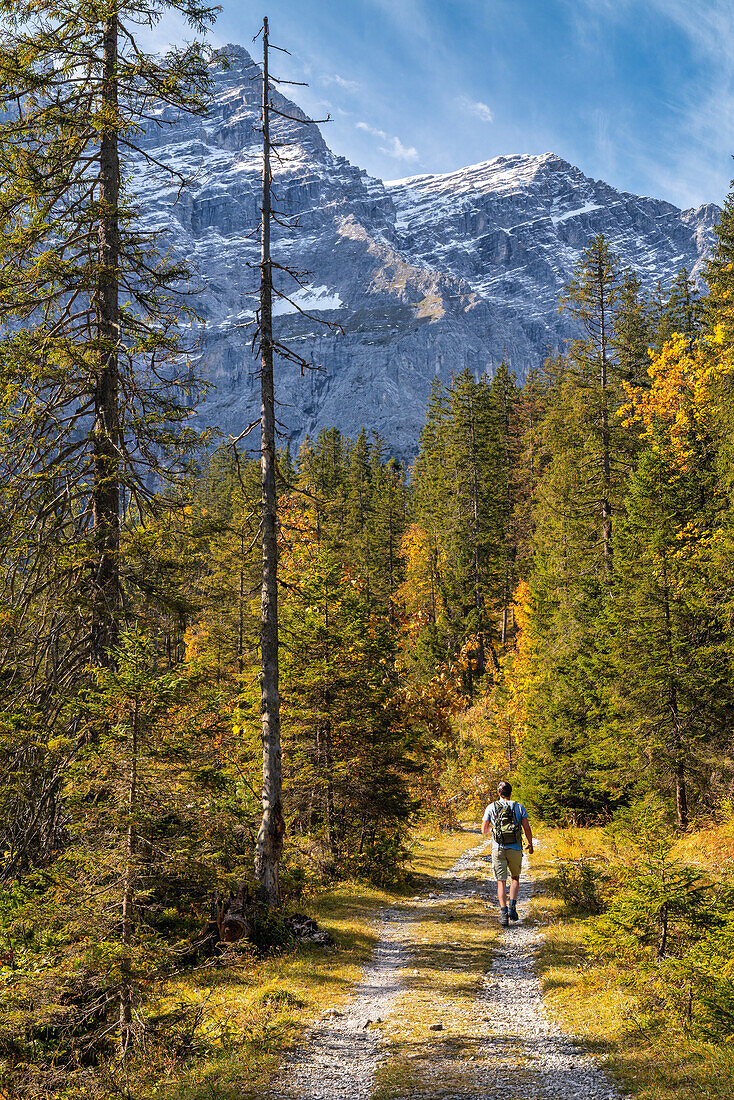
top-left (517, 237), bottom-right (639, 817)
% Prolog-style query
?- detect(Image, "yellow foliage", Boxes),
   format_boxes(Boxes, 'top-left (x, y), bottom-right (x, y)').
top-left (184, 622), bottom-right (209, 662)
top-left (621, 333), bottom-right (707, 471)
top-left (397, 523), bottom-right (439, 619)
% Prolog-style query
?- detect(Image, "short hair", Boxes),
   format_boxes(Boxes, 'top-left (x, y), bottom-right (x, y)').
top-left (497, 780), bottom-right (512, 798)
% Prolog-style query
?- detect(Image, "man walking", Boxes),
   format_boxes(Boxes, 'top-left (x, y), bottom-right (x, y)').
top-left (481, 780), bottom-right (533, 927)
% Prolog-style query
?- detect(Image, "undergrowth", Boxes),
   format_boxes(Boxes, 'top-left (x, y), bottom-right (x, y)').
top-left (534, 818), bottom-right (734, 1100)
top-left (0, 830), bottom-right (476, 1100)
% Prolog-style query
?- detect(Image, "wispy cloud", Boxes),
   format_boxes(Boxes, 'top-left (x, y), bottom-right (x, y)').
top-left (322, 73), bottom-right (360, 92)
top-left (568, 0), bottom-right (734, 205)
top-left (384, 136), bottom-right (420, 161)
top-left (457, 95), bottom-right (494, 123)
top-left (356, 121), bottom-right (419, 161)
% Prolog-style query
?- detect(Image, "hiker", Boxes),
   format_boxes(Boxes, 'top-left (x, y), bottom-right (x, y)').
top-left (481, 780), bottom-right (533, 927)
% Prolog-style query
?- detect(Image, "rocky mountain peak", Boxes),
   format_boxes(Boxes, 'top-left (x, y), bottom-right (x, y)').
top-left (135, 45), bottom-right (719, 457)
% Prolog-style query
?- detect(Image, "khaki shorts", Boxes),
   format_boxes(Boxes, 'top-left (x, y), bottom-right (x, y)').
top-left (491, 845), bottom-right (523, 882)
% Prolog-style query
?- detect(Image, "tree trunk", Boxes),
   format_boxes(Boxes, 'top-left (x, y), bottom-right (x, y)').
top-left (662, 564), bottom-right (689, 828)
top-left (238, 532), bottom-right (245, 676)
top-left (119, 700), bottom-right (138, 1055)
top-left (322, 589), bottom-right (337, 857)
top-left (469, 397), bottom-right (486, 678)
top-left (657, 900), bottom-right (668, 958)
top-left (598, 254), bottom-right (613, 576)
top-left (254, 16), bottom-right (285, 905)
top-left (501, 563), bottom-right (509, 647)
top-left (323, 716), bottom-right (336, 857)
top-left (92, 13), bottom-right (121, 666)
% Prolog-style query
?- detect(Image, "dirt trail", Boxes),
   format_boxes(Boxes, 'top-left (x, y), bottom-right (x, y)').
top-left (272, 836), bottom-right (621, 1100)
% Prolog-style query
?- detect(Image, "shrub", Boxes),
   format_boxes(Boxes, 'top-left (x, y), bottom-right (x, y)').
top-left (552, 857), bottom-right (610, 915)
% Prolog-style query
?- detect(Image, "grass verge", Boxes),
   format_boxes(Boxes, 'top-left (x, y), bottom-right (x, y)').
top-left (533, 827), bottom-right (734, 1100)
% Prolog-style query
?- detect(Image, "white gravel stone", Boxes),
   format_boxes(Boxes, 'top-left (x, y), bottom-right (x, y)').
top-left (271, 904), bottom-right (412, 1100)
top-left (475, 848), bottom-right (621, 1100)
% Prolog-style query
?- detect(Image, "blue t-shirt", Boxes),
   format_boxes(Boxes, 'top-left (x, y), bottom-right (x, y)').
top-left (483, 799), bottom-right (528, 851)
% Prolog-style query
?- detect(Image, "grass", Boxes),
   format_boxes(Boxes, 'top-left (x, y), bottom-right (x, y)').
top-left (532, 827), bottom-right (734, 1100)
top-left (106, 828), bottom-right (483, 1100)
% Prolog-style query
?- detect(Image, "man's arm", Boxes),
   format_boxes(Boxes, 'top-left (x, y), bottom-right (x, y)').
top-left (522, 816), bottom-right (534, 854)
top-left (481, 818), bottom-right (492, 836)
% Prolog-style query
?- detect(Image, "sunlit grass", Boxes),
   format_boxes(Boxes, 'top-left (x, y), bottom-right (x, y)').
top-left (532, 827), bottom-right (734, 1100)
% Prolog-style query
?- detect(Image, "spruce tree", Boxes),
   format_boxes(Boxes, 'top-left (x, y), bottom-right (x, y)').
top-left (558, 234), bottom-right (624, 571)
top-left (518, 237), bottom-right (638, 816)
top-left (0, 0), bottom-right (215, 668)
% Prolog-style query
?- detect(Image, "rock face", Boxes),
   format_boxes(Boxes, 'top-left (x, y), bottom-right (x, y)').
top-left (136, 45), bottom-right (718, 458)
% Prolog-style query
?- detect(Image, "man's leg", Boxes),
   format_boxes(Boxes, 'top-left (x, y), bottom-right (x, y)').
top-left (492, 851), bottom-right (510, 926)
top-left (507, 850), bottom-right (523, 921)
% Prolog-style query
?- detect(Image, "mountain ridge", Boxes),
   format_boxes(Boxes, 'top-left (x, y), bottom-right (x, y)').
top-left (136, 45), bottom-right (719, 457)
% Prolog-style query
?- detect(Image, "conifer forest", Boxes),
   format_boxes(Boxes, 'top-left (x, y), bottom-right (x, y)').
top-left (2, 3), bottom-right (734, 1100)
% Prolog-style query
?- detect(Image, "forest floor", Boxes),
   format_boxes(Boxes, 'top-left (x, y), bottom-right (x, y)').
top-left (156, 826), bottom-right (734, 1100)
top-left (271, 829), bottom-right (620, 1100)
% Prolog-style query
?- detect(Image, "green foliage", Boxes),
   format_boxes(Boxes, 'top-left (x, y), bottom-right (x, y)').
top-left (0, 0), bottom-right (216, 889)
top-left (409, 366), bottom-right (523, 689)
top-left (582, 806), bottom-right (734, 1040)
top-left (513, 232), bottom-right (734, 824)
top-left (6, 14), bottom-right (734, 1087)
top-left (550, 853), bottom-right (610, 916)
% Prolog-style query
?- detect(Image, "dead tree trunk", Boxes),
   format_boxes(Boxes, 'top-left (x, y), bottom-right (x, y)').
top-left (92, 12), bottom-right (121, 666)
top-left (119, 700), bottom-right (138, 1055)
top-left (254, 15), bottom-right (285, 906)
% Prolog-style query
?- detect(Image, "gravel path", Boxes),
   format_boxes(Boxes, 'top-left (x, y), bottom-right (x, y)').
top-left (272, 843), bottom-right (486, 1100)
top-left (270, 905), bottom-right (412, 1100)
top-left (477, 852), bottom-right (621, 1099)
top-left (272, 837), bottom-right (622, 1100)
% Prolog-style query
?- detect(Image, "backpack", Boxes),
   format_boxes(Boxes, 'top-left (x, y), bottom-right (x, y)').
top-left (491, 800), bottom-right (521, 847)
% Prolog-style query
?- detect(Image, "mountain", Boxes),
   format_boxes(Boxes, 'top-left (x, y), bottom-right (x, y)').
top-left (136, 45), bottom-right (718, 458)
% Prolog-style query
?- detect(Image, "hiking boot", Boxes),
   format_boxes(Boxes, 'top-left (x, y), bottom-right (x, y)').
top-left (499, 907), bottom-right (509, 928)
top-left (508, 902), bottom-right (519, 922)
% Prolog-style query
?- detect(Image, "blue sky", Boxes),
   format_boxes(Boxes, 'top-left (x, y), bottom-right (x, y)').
top-left (151, 0), bottom-right (734, 209)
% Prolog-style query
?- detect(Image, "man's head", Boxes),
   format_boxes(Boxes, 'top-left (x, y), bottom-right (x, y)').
top-left (497, 780), bottom-right (512, 799)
